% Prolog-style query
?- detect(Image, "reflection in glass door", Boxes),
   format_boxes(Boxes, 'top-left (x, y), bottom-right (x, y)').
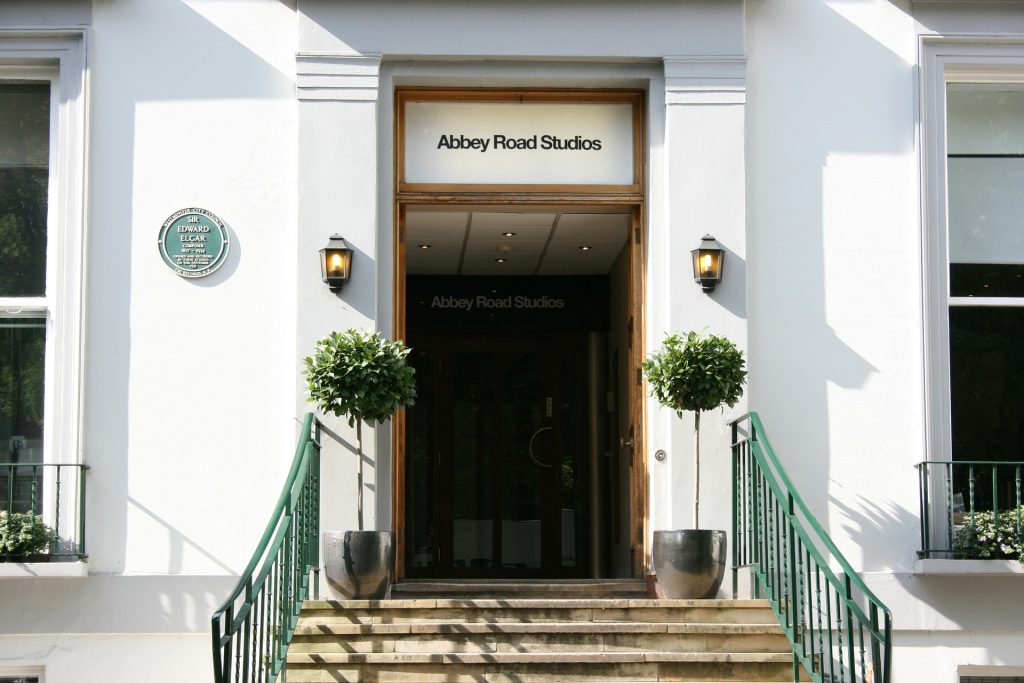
top-left (405, 335), bottom-right (587, 577)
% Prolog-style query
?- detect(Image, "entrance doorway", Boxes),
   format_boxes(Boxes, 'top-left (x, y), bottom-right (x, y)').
top-left (391, 88), bottom-right (646, 580)
top-left (408, 334), bottom-right (587, 577)
top-left (398, 207), bottom-right (641, 579)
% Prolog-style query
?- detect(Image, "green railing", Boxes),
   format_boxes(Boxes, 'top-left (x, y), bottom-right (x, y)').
top-left (211, 414), bottom-right (321, 683)
top-left (1, 462), bottom-right (88, 561)
top-left (917, 460), bottom-right (1024, 560)
top-left (731, 413), bottom-right (892, 683)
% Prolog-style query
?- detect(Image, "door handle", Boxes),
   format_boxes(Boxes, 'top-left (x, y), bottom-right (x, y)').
top-left (528, 426), bottom-right (554, 469)
top-left (619, 436), bottom-right (634, 450)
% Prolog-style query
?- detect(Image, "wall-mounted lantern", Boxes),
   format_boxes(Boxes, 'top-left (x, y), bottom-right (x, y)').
top-left (320, 234), bottom-right (353, 291)
top-left (691, 234), bottom-right (724, 293)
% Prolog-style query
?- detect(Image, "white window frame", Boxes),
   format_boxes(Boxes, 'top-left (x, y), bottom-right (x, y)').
top-left (921, 35), bottom-right (1024, 467)
top-left (0, 31), bottom-right (87, 532)
top-left (0, 666), bottom-right (44, 683)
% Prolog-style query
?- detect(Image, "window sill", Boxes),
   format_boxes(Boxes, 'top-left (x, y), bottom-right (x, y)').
top-left (914, 559), bottom-right (1024, 575)
top-left (0, 560), bottom-right (88, 578)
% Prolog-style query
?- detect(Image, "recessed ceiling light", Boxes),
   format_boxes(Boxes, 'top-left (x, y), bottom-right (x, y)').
top-left (418, 243), bottom-right (432, 250)
top-left (502, 231), bottom-right (517, 237)
top-left (578, 245), bottom-right (593, 251)
top-left (494, 258), bottom-right (507, 263)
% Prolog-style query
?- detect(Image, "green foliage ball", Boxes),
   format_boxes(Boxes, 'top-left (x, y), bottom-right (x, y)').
top-left (0, 511), bottom-right (54, 557)
top-left (642, 331), bottom-right (747, 417)
top-left (953, 506), bottom-right (1024, 560)
top-left (304, 329), bottom-right (417, 427)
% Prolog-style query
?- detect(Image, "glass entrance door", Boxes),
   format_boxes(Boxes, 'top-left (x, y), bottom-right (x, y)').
top-left (405, 335), bottom-right (587, 577)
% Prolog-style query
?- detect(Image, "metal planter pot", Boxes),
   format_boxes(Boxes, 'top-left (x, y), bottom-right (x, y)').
top-left (652, 529), bottom-right (727, 599)
top-left (323, 530), bottom-right (394, 600)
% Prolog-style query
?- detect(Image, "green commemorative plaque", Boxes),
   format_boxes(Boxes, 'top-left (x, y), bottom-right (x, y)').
top-left (158, 207), bottom-right (230, 278)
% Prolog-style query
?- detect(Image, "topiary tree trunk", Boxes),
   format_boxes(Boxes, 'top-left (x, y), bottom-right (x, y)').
top-left (355, 417), bottom-right (364, 531)
top-left (693, 410), bottom-right (701, 530)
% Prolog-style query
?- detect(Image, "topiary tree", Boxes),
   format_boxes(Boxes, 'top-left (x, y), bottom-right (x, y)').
top-left (642, 331), bottom-right (746, 529)
top-left (304, 330), bottom-right (417, 531)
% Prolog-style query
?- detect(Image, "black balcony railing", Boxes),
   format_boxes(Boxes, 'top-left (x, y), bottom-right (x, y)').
top-left (1, 463), bottom-right (88, 561)
top-left (917, 460), bottom-right (1023, 560)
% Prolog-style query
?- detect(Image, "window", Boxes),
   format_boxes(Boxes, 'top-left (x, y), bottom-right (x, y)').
top-left (922, 40), bottom-right (1024, 547)
top-left (1, 80), bottom-right (50, 476)
top-left (945, 83), bottom-right (1024, 473)
top-left (0, 33), bottom-right (86, 558)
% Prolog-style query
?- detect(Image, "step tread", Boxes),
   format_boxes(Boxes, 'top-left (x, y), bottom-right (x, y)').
top-left (395, 579), bottom-right (647, 585)
top-left (294, 621), bottom-right (786, 636)
top-left (287, 651), bottom-right (794, 665)
top-left (392, 581), bottom-right (646, 593)
top-left (303, 598), bottom-right (772, 610)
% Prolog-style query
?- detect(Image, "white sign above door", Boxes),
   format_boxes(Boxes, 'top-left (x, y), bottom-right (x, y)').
top-left (402, 100), bottom-right (635, 187)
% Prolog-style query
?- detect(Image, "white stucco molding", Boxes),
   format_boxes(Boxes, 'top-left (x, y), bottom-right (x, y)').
top-left (0, 560), bottom-right (88, 578)
top-left (296, 52), bottom-right (382, 102)
top-left (663, 56), bottom-right (746, 106)
top-left (914, 558), bottom-right (1024, 575)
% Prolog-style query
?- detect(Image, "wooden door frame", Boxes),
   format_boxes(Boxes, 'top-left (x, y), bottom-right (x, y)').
top-left (391, 88), bottom-right (648, 580)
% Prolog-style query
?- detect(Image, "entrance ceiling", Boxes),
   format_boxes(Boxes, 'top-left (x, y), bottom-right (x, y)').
top-left (406, 210), bottom-right (629, 276)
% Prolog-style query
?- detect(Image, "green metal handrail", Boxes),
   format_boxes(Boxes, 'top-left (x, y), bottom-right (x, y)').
top-left (730, 413), bottom-right (892, 683)
top-left (211, 414), bottom-right (321, 683)
top-left (1, 462), bottom-right (88, 561)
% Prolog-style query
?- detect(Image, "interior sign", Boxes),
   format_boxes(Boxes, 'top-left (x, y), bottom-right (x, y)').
top-left (431, 295), bottom-right (566, 311)
top-left (158, 207), bottom-right (230, 279)
top-left (404, 101), bottom-right (633, 185)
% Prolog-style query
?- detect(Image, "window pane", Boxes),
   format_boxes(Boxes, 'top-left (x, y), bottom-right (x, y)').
top-left (0, 319), bottom-right (45, 465)
top-left (0, 82), bottom-right (49, 297)
top-left (947, 84), bottom-right (1024, 296)
top-left (949, 307), bottom-right (1024, 463)
top-left (950, 263), bottom-right (1024, 298)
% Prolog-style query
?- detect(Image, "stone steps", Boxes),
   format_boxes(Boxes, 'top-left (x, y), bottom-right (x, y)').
top-left (391, 579), bottom-right (648, 600)
top-left (298, 599), bottom-right (778, 625)
top-left (284, 657), bottom-right (800, 682)
top-left (287, 584), bottom-right (805, 682)
top-left (290, 623), bottom-right (789, 654)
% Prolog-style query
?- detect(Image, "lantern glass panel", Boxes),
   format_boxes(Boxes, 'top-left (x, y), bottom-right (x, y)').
top-left (691, 249), bottom-right (722, 280)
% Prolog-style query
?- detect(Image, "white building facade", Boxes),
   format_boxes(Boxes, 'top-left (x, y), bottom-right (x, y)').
top-left (0, 0), bottom-right (1022, 681)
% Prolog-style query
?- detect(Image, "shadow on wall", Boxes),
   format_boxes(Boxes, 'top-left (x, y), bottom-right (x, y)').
top-left (85, 0), bottom-right (295, 573)
top-left (127, 496), bottom-right (235, 575)
top-left (833, 493), bottom-right (919, 573)
top-left (717, 245), bottom-right (747, 320)
top-left (325, 240), bottom-right (376, 321)
top-left (298, 0), bottom-right (743, 59)
top-left (746, 0), bottom-right (915, 572)
top-left (320, 419), bottom-right (377, 477)
top-left (318, 418), bottom-right (379, 529)
top-left (0, 574), bottom-right (237, 634)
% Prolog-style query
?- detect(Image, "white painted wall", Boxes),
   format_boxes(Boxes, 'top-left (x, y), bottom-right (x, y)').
top-left (298, 0), bottom-right (743, 59)
top-left (3, 0), bottom-right (1024, 682)
top-left (745, 0), bottom-right (921, 574)
top-left (745, 1), bottom-right (1024, 680)
top-left (656, 57), bottom-right (748, 541)
top-left (3, 0), bottom-right (299, 678)
top-left (85, 0), bottom-right (299, 576)
top-left (0, 634), bottom-right (211, 683)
